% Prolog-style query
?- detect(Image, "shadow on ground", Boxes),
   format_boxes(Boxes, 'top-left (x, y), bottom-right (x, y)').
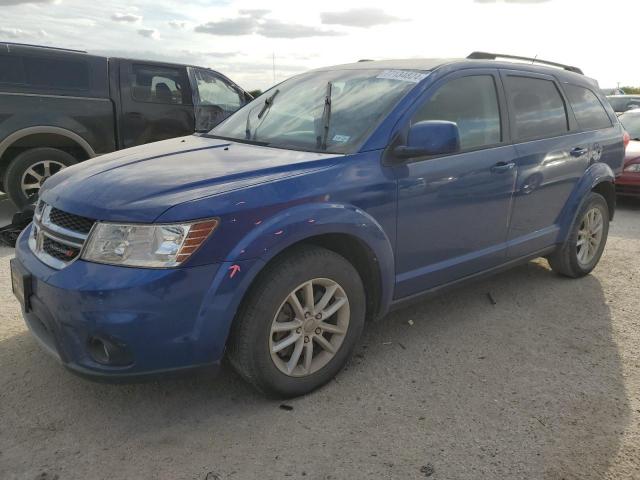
top-left (0, 255), bottom-right (631, 479)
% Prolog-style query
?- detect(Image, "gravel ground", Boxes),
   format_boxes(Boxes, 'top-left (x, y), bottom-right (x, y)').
top-left (0, 198), bottom-right (639, 480)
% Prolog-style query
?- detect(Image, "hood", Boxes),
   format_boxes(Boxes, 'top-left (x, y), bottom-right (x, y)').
top-left (624, 139), bottom-right (640, 166)
top-left (40, 135), bottom-right (341, 222)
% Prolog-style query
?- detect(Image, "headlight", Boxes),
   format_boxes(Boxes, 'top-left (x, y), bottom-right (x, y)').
top-left (624, 163), bottom-right (640, 173)
top-left (82, 219), bottom-right (218, 268)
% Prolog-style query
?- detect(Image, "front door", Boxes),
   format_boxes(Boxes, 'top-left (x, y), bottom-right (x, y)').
top-left (394, 71), bottom-right (517, 298)
top-left (190, 68), bottom-right (247, 132)
top-left (118, 61), bottom-right (195, 148)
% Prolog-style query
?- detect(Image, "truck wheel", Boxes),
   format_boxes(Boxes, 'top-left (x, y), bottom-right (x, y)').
top-left (4, 148), bottom-right (77, 209)
top-left (227, 246), bottom-right (366, 398)
top-left (548, 192), bottom-right (609, 278)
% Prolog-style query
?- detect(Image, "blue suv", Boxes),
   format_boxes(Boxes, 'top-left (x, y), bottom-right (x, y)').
top-left (11, 52), bottom-right (626, 397)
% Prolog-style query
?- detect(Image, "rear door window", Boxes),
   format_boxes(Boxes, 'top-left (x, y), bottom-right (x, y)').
top-left (130, 64), bottom-right (190, 105)
top-left (504, 76), bottom-right (569, 141)
top-left (565, 85), bottom-right (611, 131)
top-left (412, 75), bottom-right (502, 151)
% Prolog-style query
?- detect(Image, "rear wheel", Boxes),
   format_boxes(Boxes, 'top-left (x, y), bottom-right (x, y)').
top-left (548, 192), bottom-right (609, 278)
top-left (227, 246), bottom-right (366, 397)
top-left (4, 148), bottom-right (77, 209)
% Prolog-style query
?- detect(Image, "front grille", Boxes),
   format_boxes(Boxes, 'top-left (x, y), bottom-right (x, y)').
top-left (29, 201), bottom-right (94, 269)
top-left (49, 207), bottom-right (95, 234)
top-left (42, 236), bottom-right (81, 262)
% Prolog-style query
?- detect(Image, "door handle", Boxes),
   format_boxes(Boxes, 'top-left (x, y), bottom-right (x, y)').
top-left (570, 147), bottom-right (588, 157)
top-left (490, 161), bottom-right (516, 173)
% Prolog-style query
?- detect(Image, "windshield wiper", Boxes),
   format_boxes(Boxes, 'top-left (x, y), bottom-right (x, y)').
top-left (257, 89), bottom-right (279, 119)
top-left (317, 82), bottom-right (333, 150)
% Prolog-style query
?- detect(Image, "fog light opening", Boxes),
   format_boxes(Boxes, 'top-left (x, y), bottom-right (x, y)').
top-left (87, 336), bottom-right (133, 366)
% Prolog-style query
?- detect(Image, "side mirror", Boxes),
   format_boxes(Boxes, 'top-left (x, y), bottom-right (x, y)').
top-left (394, 120), bottom-right (461, 159)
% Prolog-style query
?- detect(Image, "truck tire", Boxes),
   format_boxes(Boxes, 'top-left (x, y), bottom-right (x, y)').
top-left (227, 245), bottom-right (366, 398)
top-left (4, 148), bottom-right (77, 209)
top-left (548, 192), bottom-right (610, 278)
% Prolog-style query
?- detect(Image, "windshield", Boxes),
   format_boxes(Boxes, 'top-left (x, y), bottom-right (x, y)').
top-left (209, 69), bottom-right (427, 153)
top-left (620, 112), bottom-right (640, 140)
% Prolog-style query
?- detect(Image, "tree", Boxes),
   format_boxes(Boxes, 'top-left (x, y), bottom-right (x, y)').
top-left (621, 86), bottom-right (640, 94)
top-left (248, 89), bottom-right (262, 98)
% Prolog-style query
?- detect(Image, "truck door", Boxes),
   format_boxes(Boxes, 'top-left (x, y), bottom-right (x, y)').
top-left (118, 61), bottom-right (195, 148)
top-left (189, 68), bottom-right (247, 132)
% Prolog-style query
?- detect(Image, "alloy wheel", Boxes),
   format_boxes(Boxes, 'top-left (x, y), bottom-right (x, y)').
top-left (21, 160), bottom-right (67, 201)
top-left (269, 278), bottom-right (350, 377)
top-left (576, 207), bottom-right (604, 267)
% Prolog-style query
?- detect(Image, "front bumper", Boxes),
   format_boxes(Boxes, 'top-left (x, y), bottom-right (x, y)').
top-left (13, 225), bottom-right (259, 380)
top-left (616, 171), bottom-right (640, 197)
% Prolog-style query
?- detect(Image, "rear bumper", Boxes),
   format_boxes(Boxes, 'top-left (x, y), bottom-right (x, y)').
top-left (14, 225), bottom-right (263, 380)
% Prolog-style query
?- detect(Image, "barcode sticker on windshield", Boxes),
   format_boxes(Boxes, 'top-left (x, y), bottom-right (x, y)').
top-left (376, 70), bottom-right (429, 83)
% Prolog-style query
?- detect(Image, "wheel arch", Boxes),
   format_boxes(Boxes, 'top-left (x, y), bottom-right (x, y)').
top-left (558, 162), bottom-right (615, 241)
top-left (233, 203), bottom-right (396, 322)
top-left (0, 126), bottom-right (95, 180)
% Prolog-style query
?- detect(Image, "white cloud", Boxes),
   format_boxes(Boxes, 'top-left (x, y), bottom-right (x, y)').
top-left (111, 12), bottom-right (142, 23)
top-left (0, 0), bottom-right (57, 4)
top-left (320, 8), bottom-right (405, 27)
top-left (194, 17), bottom-right (256, 36)
top-left (0, 27), bottom-right (26, 38)
top-left (137, 28), bottom-right (159, 39)
top-left (168, 20), bottom-right (187, 29)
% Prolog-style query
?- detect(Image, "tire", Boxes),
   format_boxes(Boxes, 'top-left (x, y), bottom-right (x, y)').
top-left (548, 192), bottom-right (610, 278)
top-left (227, 245), bottom-right (366, 398)
top-left (3, 148), bottom-right (77, 209)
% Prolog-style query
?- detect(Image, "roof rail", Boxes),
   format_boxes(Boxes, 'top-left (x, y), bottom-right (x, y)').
top-left (0, 42), bottom-right (87, 54)
top-left (467, 51), bottom-right (583, 75)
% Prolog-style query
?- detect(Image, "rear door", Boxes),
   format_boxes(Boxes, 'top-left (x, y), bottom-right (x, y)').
top-left (501, 70), bottom-right (615, 258)
top-left (394, 69), bottom-right (518, 298)
top-left (118, 61), bottom-right (195, 148)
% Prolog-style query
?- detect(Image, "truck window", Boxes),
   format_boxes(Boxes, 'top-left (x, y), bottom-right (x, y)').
top-left (193, 69), bottom-right (242, 110)
top-left (504, 76), bottom-right (569, 141)
top-left (565, 85), bottom-right (612, 131)
top-left (130, 64), bottom-right (190, 105)
top-left (24, 57), bottom-right (89, 90)
top-left (0, 55), bottom-right (89, 90)
top-left (0, 55), bottom-right (26, 85)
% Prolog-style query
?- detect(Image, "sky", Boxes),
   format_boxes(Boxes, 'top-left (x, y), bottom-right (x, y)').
top-left (0, 0), bottom-right (636, 91)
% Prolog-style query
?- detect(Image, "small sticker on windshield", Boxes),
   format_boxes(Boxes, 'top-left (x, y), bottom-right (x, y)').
top-left (332, 134), bottom-right (350, 143)
top-left (376, 70), bottom-right (429, 83)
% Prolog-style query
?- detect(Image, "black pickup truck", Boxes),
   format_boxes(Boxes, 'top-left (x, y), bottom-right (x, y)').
top-left (0, 43), bottom-right (251, 208)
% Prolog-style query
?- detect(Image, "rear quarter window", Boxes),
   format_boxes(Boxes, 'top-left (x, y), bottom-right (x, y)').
top-left (504, 75), bottom-right (569, 141)
top-left (565, 85), bottom-right (611, 131)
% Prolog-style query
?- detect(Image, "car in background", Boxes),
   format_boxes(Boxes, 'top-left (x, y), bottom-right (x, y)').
top-left (606, 94), bottom-right (640, 115)
top-left (617, 110), bottom-right (640, 198)
top-left (11, 52), bottom-right (625, 397)
top-left (0, 42), bottom-right (251, 208)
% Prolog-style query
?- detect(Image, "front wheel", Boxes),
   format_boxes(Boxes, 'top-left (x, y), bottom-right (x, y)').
top-left (227, 246), bottom-right (366, 398)
top-left (3, 148), bottom-right (77, 209)
top-left (548, 192), bottom-right (610, 278)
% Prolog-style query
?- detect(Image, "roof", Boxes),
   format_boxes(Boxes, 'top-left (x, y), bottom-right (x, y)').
top-left (607, 94), bottom-right (640, 98)
top-left (309, 57), bottom-right (594, 85)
